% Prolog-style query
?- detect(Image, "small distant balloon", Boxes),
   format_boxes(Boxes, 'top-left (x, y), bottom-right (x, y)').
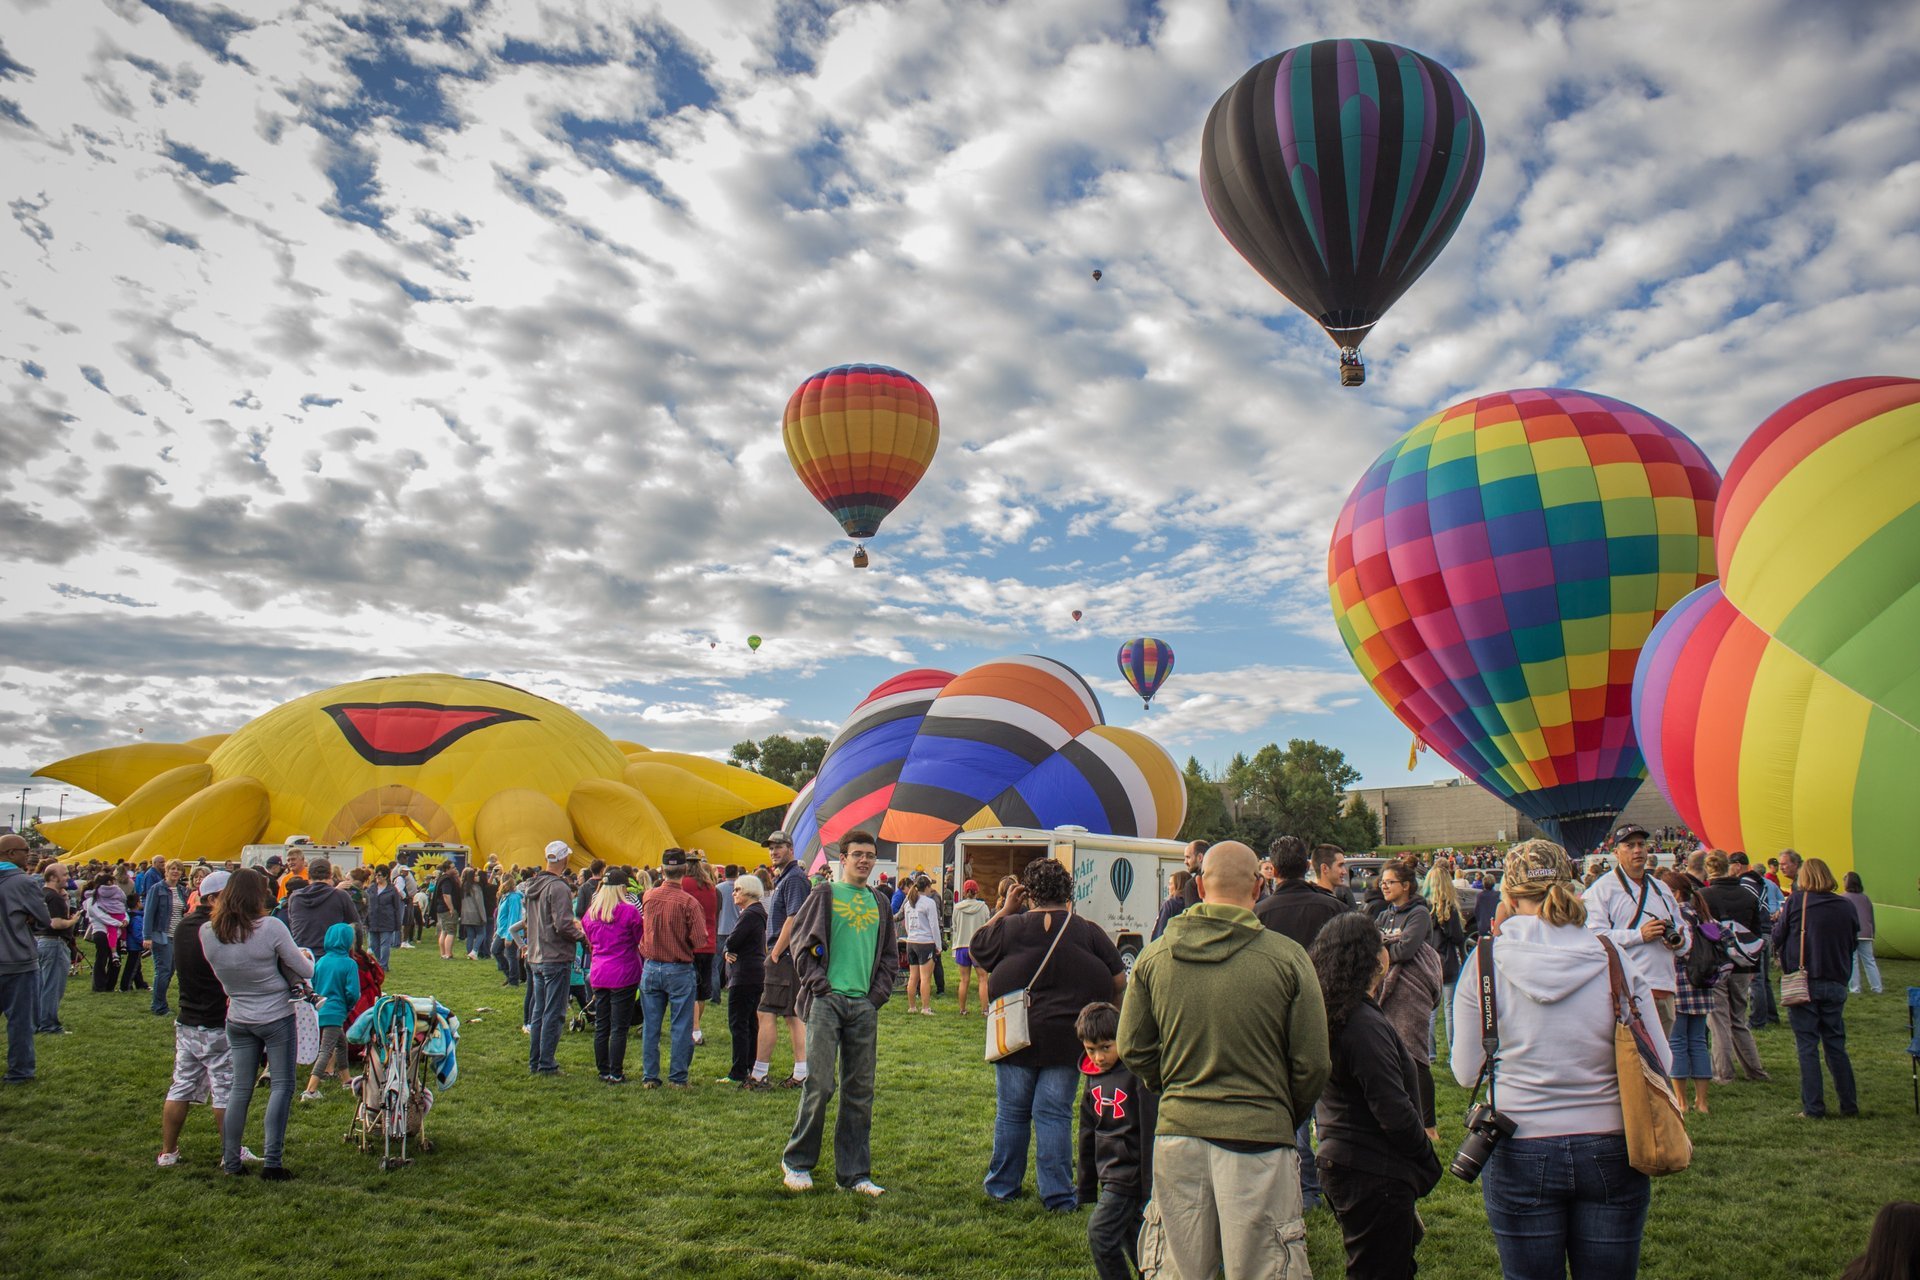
top-left (1071, 609), bottom-right (1083, 623)
top-left (1091, 269), bottom-right (1102, 282)
top-left (709, 641), bottom-right (718, 649)
top-left (747, 635), bottom-right (763, 652)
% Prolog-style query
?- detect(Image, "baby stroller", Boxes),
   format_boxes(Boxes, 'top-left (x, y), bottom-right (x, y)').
top-left (567, 942), bottom-right (596, 1034)
top-left (345, 994), bottom-right (460, 1171)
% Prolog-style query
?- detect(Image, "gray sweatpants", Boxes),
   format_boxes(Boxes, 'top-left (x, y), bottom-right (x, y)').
top-left (1709, 973), bottom-right (1766, 1081)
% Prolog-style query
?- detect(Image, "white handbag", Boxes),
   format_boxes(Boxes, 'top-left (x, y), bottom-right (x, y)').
top-left (292, 997), bottom-right (321, 1065)
top-left (985, 912), bottom-right (1070, 1062)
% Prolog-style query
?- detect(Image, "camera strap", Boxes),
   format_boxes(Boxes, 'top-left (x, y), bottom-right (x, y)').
top-left (1466, 937), bottom-right (1500, 1112)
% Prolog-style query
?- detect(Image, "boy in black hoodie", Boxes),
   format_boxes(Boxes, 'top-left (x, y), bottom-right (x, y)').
top-left (1076, 1001), bottom-right (1157, 1280)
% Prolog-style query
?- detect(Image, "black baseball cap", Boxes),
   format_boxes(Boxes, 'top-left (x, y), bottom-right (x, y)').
top-left (1613, 824), bottom-right (1650, 844)
top-left (1728, 852), bottom-right (1750, 866)
top-left (662, 848), bottom-right (688, 871)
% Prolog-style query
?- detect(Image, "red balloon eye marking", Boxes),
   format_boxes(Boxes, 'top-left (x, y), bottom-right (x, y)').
top-left (323, 702), bottom-right (536, 766)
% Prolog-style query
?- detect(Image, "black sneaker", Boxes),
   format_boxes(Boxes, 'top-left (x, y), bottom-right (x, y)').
top-left (779, 1075), bottom-right (805, 1089)
top-left (261, 1166), bottom-right (296, 1182)
top-left (739, 1078), bottom-right (772, 1092)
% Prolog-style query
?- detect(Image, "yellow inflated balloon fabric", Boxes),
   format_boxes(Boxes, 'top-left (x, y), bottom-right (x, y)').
top-left (34, 742), bottom-right (211, 805)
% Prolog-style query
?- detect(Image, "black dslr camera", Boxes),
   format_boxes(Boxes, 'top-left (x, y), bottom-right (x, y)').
top-left (1449, 1101), bottom-right (1518, 1182)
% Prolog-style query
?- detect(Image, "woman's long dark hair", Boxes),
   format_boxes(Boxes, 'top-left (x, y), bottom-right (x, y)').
top-left (1839, 1201), bottom-right (1920, 1280)
top-left (210, 867), bottom-right (273, 944)
top-left (1310, 913), bottom-right (1386, 1030)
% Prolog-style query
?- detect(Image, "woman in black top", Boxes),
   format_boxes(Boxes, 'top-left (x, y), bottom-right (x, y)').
top-left (1770, 856), bottom-right (1861, 1119)
top-left (1310, 912), bottom-right (1441, 1280)
top-left (1372, 861), bottom-right (1441, 1135)
top-left (970, 857), bottom-right (1126, 1213)
top-left (722, 875), bottom-right (769, 1088)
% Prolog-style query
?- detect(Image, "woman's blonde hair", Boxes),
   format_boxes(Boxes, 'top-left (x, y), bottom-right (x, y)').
top-left (1797, 856), bottom-right (1838, 895)
top-left (587, 880), bottom-right (626, 923)
top-left (1501, 839), bottom-right (1587, 927)
top-left (1423, 866), bottom-right (1462, 926)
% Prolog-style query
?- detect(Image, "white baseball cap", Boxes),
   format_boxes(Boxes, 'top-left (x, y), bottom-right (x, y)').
top-left (544, 840), bottom-right (572, 863)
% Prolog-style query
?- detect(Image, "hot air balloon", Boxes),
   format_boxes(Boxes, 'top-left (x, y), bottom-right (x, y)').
top-left (782, 363), bottom-right (939, 567)
top-left (1328, 388), bottom-right (1720, 856)
top-left (1632, 377), bottom-right (1920, 957)
top-left (1118, 638), bottom-right (1174, 708)
top-left (1071, 609), bottom-right (1083, 623)
top-left (747, 635), bottom-right (763, 652)
top-left (1091, 269), bottom-right (1103, 282)
top-left (783, 658), bottom-right (1185, 866)
top-left (1200, 39), bottom-right (1486, 386)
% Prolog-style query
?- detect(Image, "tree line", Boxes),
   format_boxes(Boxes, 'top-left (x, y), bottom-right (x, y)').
top-left (1177, 739), bottom-right (1382, 853)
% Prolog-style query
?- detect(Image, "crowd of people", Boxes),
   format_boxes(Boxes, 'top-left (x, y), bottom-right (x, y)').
top-left (1, 822), bottom-right (1914, 1278)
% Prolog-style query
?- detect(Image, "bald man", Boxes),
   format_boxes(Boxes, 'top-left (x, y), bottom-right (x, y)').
top-left (1118, 842), bottom-right (1328, 1280)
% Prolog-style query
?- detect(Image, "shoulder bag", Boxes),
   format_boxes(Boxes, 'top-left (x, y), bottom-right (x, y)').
top-left (985, 911), bottom-right (1070, 1063)
top-left (1598, 937), bottom-right (1692, 1176)
top-left (1779, 892), bottom-right (1812, 1007)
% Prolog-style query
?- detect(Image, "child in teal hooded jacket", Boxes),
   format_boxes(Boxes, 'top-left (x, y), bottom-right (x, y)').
top-left (304, 922), bottom-right (361, 1099)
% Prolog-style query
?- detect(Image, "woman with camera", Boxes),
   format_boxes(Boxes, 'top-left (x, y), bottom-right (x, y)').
top-left (1310, 912), bottom-right (1442, 1279)
top-left (1450, 840), bottom-right (1669, 1280)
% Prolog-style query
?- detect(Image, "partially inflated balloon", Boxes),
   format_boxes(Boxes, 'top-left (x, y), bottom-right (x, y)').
top-left (784, 657), bottom-right (1185, 864)
top-left (782, 363), bottom-right (939, 564)
top-left (1201, 40), bottom-right (1485, 379)
top-left (1329, 389), bottom-right (1719, 854)
top-left (1118, 638), bottom-right (1174, 708)
top-left (1633, 377), bottom-right (1920, 956)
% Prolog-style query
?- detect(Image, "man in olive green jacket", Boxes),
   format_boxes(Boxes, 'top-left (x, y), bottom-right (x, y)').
top-left (1118, 841), bottom-right (1328, 1280)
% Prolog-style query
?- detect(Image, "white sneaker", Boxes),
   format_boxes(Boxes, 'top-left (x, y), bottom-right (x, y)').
top-left (156, 1151), bottom-right (179, 1167)
top-left (847, 1178), bottom-right (886, 1197)
top-left (781, 1164), bottom-right (813, 1192)
top-left (240, 1147), bottom-right (262, 1163)
top-left (400, 943), bottom-right (415, 949)
top-left (300, 1089), bottom-right (322, 1101)
top-left (691, 1029), bottom-right (705, 1046)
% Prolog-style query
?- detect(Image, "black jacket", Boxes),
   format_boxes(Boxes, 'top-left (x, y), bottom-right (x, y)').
top-left (726, 901), bottom-right (768, 989)
top-left (1253, 880), bottom-right (1349, 950)
top-left (1699, 876), bottom-right (1763, 935)
top-left (1772, 891), bottom-right (1859, 984)
top-left (1077, 1057), bottom-right (1157, 1202)
top-left (171, 906), bottom-right (226, 1029)
top-left (1315, 999), bottom-right (1442, 1193)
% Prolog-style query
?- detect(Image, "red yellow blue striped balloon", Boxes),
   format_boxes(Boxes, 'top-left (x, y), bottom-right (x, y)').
top-left (782, 364), bottom-right (939, 560)
top-left (1328, 389), bottom-right (1719, 855)
top-left (1118, 638), bottom-right (1175, 709)
top-left (1632, 377), bottom-right (1920, 957)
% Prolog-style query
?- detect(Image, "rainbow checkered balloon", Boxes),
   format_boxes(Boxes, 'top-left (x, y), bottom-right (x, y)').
top-left (1328, 389), bottom-right (1720, 854)
top-left (1633, 377), bottom-right (1920, 957)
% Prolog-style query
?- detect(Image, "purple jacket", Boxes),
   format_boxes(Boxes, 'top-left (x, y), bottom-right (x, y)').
top-left (583, 899), bottom-right (645, 989)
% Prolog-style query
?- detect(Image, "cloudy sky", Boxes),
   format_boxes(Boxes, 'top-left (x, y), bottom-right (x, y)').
top-left (4, 0), bottom-right (1918, 822)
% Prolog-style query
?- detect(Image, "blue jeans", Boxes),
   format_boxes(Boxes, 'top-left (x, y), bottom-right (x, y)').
top-left (1849, 939), bottom-right (1882, 994)
top-left (1, 970), bottom-right (36, 1082)
top-left (985, 1061), bottom-right (1079, 1210)
top-left (1480, 1134), bottom-right (1649, 1280)
top-left (149, 939), bottom-right (174, 1014)
top-left (783, 991), bottom-right (879, 1184)
top-left (1296, 1116), bottom-right (1321, 1210)
top-left (1786, 979), bottom-right (1857, 1117)
top-left (369, 931), bottom-right (398, 969)
top-left (528, 961), bottom-right (571, 1072)
top-left (36, 937), bottom-right (70, 1032)
top-left (1667, 1011), bottom-right (1711, 1079)
top-left (639, 960), bottom-right (696, 1084)
top-left (224, 1015), bottom-right (296, 1169)
top-left (1749, 945), bottom-right (1776, 1027)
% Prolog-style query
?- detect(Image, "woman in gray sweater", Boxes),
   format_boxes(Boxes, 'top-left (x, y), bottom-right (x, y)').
top-left (199, 868), bottom-right (313, 1179)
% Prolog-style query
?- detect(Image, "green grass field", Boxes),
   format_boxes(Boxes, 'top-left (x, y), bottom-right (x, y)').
top-left (3, 950), bottom-right (1916, 1279)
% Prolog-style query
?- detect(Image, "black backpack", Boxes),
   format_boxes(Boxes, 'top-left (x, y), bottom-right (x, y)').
top-left (1685, 916), bottom-right (1732, 990)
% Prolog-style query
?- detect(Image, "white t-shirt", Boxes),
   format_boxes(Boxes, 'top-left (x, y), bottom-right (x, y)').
top-left (1581, 867), bottom-right (1690, 995)
top-left (903, 895), bottom-right (941, 946)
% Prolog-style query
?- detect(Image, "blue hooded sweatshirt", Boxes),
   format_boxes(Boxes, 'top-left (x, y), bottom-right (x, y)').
top-left (312, 922), bottom-right (361, 1029)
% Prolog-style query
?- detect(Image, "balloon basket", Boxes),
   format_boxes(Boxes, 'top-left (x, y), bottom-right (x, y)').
top-left (1339, 351), bottom-right (1366, 387)
top-left (852, 546), bottom-right (870, 569)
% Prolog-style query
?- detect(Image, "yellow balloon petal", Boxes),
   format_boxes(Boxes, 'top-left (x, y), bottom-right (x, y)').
top-left (65, 764), bottom-right (213, 854)
top-left (476, 789), bottom-right (576, 870)
top-left (34, 742), bottom-right (211, 805)
top-left (622, 761), bottom-right (761, 836)
top-left (87, 827), bottom-right (155, 862)
top-left (612, 740), bottom-right (649, 754)
top-left (133, 776), bottom-right (269, 864)
top-left (629, 751), bottom-right (796, 813)
top-left (184, 734), bottom-right (231, 751)
top-left (567, 779), bottom-right (675, 866)
top-left (681, 825), bottom-right (774, 866)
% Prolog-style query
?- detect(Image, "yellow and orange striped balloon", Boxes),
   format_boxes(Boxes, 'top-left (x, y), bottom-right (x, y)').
top-left (782, 364), bottom-right (939, 559)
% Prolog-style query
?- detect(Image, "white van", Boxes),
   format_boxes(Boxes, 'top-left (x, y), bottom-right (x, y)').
top-left (943, 826), bottom-right (1188, 971)
top-left (241, 843), bottom-right (364, 873)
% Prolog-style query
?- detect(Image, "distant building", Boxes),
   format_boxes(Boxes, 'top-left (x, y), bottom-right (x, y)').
top-left (1345, 778), bottom-right (1685, 853)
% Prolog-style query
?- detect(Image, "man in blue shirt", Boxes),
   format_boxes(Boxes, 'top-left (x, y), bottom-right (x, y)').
top-left (751, 833), bottom-right (812, 1090)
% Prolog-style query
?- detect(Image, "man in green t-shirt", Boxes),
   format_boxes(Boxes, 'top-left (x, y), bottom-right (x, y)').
top-left (781, 830), bottom-right (900, 1195)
